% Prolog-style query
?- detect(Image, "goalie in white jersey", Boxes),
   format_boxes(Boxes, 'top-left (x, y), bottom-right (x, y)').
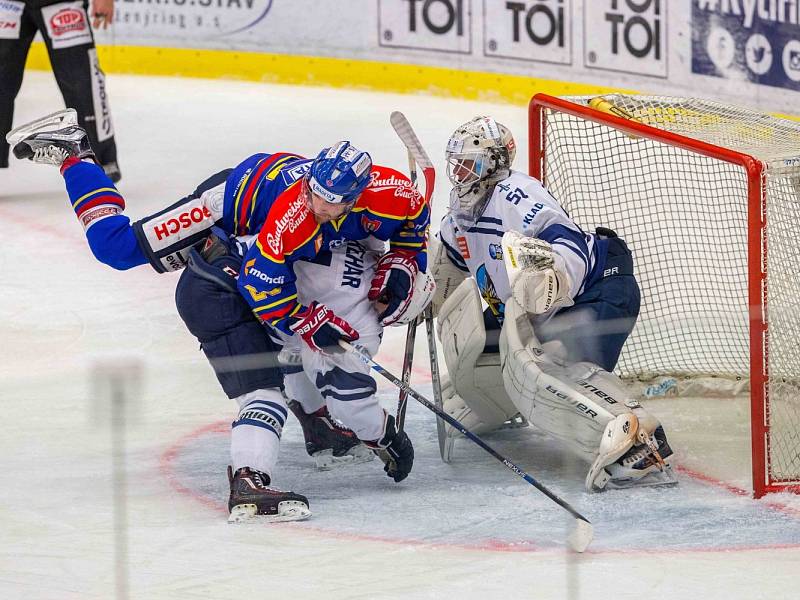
top-left (431, 116), bottom-right (675, 491)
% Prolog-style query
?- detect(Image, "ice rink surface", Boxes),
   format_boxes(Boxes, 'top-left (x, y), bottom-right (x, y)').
top-left (2, 72), bottom-right (799, 600)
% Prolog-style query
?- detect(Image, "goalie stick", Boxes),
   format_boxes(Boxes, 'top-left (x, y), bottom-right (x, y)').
top-left (389, 112), bottom-right (436, 432)
top-left (340, 340), bottom-right (594, 553)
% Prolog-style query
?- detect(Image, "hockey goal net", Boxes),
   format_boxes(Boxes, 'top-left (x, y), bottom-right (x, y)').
top-left (529, 93), bottom-right (800, 498)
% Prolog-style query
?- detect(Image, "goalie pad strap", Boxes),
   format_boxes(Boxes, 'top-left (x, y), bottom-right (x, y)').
top-left (429, 235), bottom-right (468, 317)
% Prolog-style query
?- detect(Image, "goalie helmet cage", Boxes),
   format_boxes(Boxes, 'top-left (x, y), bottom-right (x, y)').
top-left (529, 93), bottom-right (800, 499)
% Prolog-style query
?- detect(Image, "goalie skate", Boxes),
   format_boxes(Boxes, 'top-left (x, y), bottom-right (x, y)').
top-left (595, 426), bottom-right (678, 491)
top-left (227, 466), bottom-right (311, 523)
top-left (287, 400), bottom-right (374, 471)
top-left (7, 109), bottom-right (95, 166)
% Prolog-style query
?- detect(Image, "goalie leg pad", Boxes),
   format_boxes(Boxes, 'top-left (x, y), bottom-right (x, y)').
top-left (429, 235), bottom-right (468, 317)
top-left (438, 279), bottom-right (518, 432)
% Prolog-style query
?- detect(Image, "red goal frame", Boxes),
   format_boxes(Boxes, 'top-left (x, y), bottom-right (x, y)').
top-left (527, 93), bottom-right (798, 498)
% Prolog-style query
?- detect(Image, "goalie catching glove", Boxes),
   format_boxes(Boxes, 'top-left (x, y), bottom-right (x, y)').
top-left (368, 249), bottom-right (435, 326)
top-left (290, 302), bottom-right (359, 354)
top-left (501, 231), bottom-right (572, 314)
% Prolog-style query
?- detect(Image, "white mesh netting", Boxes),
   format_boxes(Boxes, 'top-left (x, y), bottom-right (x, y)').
top-left (535, 94), bottom-right (800, 487)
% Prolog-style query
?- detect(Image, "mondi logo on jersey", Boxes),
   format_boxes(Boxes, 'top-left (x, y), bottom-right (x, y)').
top-left (244, 259), bottom-right (286, 285)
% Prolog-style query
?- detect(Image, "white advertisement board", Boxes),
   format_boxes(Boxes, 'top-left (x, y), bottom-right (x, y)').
top-left (95, 0), bottom-right (800, 115)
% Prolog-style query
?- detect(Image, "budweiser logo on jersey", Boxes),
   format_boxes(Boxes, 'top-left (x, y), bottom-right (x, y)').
top-left (151, 206), bottom-right (213, 241)
top-left (50, 8), bottom-right (86, 35)
top-left (361, 215), bottom-right (381, 232)
top-left (368, 171), bottom-right (421, 201)
top-left (264, 194), bottom-right (309, 256)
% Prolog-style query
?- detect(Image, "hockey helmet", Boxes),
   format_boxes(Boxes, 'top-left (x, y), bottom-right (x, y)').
top-left (445, 116), bottom-right (516, 228)
top-left (308, 141), bottom-right (373, 205)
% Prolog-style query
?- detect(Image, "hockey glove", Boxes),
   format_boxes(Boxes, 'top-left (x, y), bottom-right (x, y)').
top-left (363, 414), bottom-right (414, 483)
top-left (368, 249), bottom-right (420, 326)
top-left (501, 231), bottom-right (573, 315)
top-left (290, 302), bottom-right (359, 354)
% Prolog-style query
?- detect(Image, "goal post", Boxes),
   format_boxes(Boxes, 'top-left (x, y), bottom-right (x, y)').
top-left (528, 93), bottom-right (800, 498)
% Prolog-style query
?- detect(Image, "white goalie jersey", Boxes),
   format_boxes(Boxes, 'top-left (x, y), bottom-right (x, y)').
top-left (438, 170), bottom-right (604, 323)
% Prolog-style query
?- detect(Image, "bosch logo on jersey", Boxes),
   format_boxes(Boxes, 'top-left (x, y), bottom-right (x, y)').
top-left (244, 259), bottom-right (285, 285)
top-left (50, 8), bottom-right (86, 35)
top-left (152, 206), bottom-right (212, 241)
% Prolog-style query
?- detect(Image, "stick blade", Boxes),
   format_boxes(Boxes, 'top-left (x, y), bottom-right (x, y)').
top-left (568, 518), bottom-right (594, 553)
top-left (390, 111), bottom-right (434, 168)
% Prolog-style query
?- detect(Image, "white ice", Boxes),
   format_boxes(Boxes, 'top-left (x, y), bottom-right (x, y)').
top-left (1, 72), bottom-right (799, 600)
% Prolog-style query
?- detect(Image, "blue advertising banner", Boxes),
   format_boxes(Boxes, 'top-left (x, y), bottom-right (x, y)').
top-left (692, 0), bottom-right (800, 91)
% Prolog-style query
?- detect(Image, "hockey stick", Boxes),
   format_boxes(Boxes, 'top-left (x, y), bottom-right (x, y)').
top-left (390, 112), bottom-right (435, 431)
top-left (423, 304), bottom-right (449, 461)
top-left (339, 340), bottom-right (594, 553)
top-left (396, 318), bottom-right (417, 431)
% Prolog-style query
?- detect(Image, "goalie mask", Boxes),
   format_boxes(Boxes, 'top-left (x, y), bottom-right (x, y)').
top-left (445, 116), bottom-right (516, 229)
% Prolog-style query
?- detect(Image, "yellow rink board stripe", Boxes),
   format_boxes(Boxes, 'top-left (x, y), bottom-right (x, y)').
top-left (24, 42), bottom-right (631, 106)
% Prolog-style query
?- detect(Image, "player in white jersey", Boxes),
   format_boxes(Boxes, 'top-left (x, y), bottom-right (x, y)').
top-left (210, 232), bottom-right (426, 522)
top-left (430, 116), bottom-right (675, 491)
top-left (275, 237), bottom-right (422, 481)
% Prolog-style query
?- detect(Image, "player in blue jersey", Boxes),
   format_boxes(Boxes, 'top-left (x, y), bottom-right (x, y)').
top-left (429, 116), bottom-right (676, 491)
top-left (7, 111), bottom-right (429, 520)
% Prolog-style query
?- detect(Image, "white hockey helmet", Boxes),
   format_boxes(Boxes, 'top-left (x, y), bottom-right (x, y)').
top-left (445, 116), bottom-right (516, 228)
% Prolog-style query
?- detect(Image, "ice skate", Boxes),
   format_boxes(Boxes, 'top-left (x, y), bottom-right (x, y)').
top-left (7, 109), bottom-right (95, 166)
top-left (600, 426), bottom-right (678, 491)
top-left (227, 466), bottom-right (311, 523)
top-left (287, 400), bottom-right (373, 470)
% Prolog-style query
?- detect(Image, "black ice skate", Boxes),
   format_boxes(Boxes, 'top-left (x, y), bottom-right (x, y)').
top-left (6, 109), bottom-right (95, 167)
top-left (287, 400), bottom-right (374, 470)
top-left (605, 426), bottom-right (678, 490)
top-left (227, 466), bottom-right (311, 523)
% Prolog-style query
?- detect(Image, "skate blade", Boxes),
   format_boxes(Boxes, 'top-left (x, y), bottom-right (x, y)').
top-left (228, 501), bottom-right (312, 524)
top-left (6, 109), bottom-right (78, 145)
top-left (604, 465), bottom-right (679, 491)
top-left (498, 414), bottom-right (529, 430)
top-left (313, 446), bottom-right (375, 471)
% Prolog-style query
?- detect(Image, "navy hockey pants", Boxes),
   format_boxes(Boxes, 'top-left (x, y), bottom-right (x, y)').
top-left (537, 234), bottom-right (640, 372)
top-left (175, 251), bottom-right (283, 398)
top-left (174, 236), bottom-right (284, 400)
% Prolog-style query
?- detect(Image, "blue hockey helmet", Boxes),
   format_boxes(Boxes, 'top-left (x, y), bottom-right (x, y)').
top-left (307, 141), bottom-right (373, 205)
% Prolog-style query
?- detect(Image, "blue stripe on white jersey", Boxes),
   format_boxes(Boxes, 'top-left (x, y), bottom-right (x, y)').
top-left (438, 232), bottom-right (469, 272)
top-left (438, 170), bottom-right (606, 314)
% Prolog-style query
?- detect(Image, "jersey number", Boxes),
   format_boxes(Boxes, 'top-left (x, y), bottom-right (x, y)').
top-left (505, 188), bottom-right (529, 205)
